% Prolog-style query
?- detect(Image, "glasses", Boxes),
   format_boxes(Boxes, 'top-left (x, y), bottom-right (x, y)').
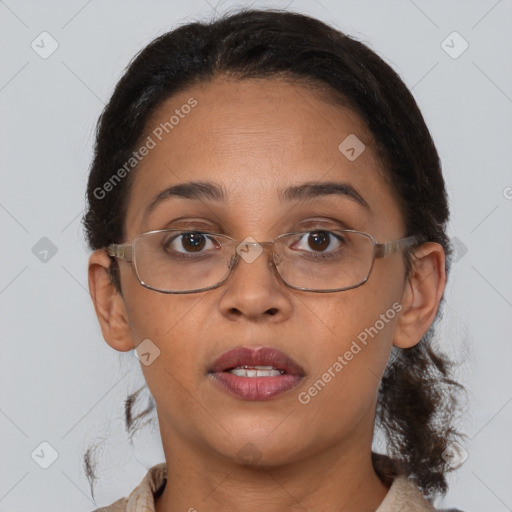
top-left (107, 229), bottom-right (418, 294)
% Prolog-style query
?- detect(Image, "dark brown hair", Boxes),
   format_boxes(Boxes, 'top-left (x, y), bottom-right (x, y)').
top-left (83, 8), bottom-right (464, 499)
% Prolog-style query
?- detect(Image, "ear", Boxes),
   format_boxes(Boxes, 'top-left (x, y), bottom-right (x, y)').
top-left (88, 249), bottom-right (134, 352)
top-left (393, 242), bottom-right (446, 349)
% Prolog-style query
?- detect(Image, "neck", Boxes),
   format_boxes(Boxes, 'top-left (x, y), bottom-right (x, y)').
top-left (154, 430), bottom-right (389, 512)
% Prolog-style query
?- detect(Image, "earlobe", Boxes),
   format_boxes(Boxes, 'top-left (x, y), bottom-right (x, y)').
top-left (88, 250), bottom-right (134, 352)
top-left (393, 242), bottom-right (446, 349)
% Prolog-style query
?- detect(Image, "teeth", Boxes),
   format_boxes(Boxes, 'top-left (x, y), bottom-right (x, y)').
top-left (230, 366), bottom-right (284, 377)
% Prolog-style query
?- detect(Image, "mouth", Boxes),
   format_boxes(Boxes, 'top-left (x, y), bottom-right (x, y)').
top-left (208, 346), bottom-right (305, 401)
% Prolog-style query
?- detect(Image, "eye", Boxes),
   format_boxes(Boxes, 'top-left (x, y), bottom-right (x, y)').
top-left (292, 230), bottom-right (345, 253)
top-left (163, 232), bottom-right (220, 253)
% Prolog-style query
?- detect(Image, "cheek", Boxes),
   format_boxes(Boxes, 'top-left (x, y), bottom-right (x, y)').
top-left (295, 299), bottom-right (399, 442)
top-left (297, 275), bottom-right (403, 406)
top-left (123, 284), bottom-right (207, 382)
top-left (122, 272), bottom-right (200, 340)
top-left (302, 281), bottom-right (401, 354)
top-left (123, 289), bottom-right (208, 414)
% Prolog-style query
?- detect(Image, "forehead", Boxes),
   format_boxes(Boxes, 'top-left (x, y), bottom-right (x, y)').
top-left (125, 76), bottom-right (403, 235)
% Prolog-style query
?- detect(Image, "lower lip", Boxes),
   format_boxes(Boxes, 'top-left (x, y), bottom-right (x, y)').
top-left (210, 372), bottom-right (303, 401)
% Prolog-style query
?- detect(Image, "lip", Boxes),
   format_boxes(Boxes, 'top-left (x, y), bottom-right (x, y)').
top-left (208, 346), bottom-right (305, 401)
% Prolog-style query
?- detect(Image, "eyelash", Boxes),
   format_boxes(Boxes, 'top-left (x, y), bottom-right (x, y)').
top-left (163, 217), bottom-right (353, 233)
top-left (161, 230), bottom-right (347, 261)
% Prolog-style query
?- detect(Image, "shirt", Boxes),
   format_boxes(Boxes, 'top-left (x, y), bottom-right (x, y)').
top-left (92, 462), bottom-right (461, 512)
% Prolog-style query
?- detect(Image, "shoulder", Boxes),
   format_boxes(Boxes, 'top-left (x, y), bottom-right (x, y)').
top-left (93, 497), bottom-right (128, 512)
top-left (377, 476), bottom-right (464, 512)
top-left (377, 475), bottom-right (436, 512)
top-left (373, 455), bottom-right (464, 512)
top-left (91, 463), bottom-right (167, 512)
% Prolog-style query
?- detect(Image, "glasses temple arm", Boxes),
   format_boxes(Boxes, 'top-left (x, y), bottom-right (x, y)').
top-left (374, 236), bottom-right (418, 258)
top-left (107, 244), bottom-right (133, 262)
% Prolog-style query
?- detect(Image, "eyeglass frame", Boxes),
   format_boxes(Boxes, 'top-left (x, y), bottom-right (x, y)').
top-left (107, 228), bottom-right (419, 294)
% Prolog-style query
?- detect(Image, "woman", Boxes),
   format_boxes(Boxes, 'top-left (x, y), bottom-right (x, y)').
top-left (84, 8), bottom-right (464, 511)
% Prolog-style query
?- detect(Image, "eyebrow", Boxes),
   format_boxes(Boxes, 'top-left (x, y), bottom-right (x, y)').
top-left (279, 181), bottom-right (370, 210)
top-left (144, 179), bottom-right (370, 218)
top-left (144, 181), bottom-right (226, 218)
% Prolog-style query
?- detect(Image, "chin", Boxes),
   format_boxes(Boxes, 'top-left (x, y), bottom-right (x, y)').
top-left (207, 430), bottom-right (312, 469)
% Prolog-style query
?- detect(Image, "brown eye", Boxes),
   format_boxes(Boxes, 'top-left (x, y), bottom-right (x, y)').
top-left (290, 230), bottom-right (345, 256)
top-left (307, 231), bottom-right (330, 252)
top-left (164, 232), bottom-right (218, 254)
top-left (181, 232), bottom-right (206, 252)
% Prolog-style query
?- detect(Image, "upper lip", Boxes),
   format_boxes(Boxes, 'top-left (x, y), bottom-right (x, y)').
top-left (209, 347), bottom-right (305, 376)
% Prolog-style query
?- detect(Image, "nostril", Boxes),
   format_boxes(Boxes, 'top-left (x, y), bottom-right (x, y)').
top-left (266, 308), bottom-right (278, 316)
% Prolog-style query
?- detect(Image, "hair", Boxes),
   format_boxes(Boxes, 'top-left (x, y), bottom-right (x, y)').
top-left (83, 8), bottom-right (464, 500)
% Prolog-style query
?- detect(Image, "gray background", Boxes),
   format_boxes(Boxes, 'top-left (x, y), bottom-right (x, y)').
top-left (1, 0), bottom-right (511, 510)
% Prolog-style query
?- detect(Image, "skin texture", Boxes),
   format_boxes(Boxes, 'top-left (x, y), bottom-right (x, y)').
top-left (88, 76), bottom-right (446, 512)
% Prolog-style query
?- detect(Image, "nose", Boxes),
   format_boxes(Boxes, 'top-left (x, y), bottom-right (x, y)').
top-left (218, 241), bottom-right (292, 322)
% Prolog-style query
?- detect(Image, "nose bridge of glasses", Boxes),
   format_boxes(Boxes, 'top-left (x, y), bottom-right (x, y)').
top-left (232, 238), bottom-right (280, 270)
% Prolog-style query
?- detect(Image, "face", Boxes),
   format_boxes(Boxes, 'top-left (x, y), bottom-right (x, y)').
top-left (112, 76), bottom-right (411, 467)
